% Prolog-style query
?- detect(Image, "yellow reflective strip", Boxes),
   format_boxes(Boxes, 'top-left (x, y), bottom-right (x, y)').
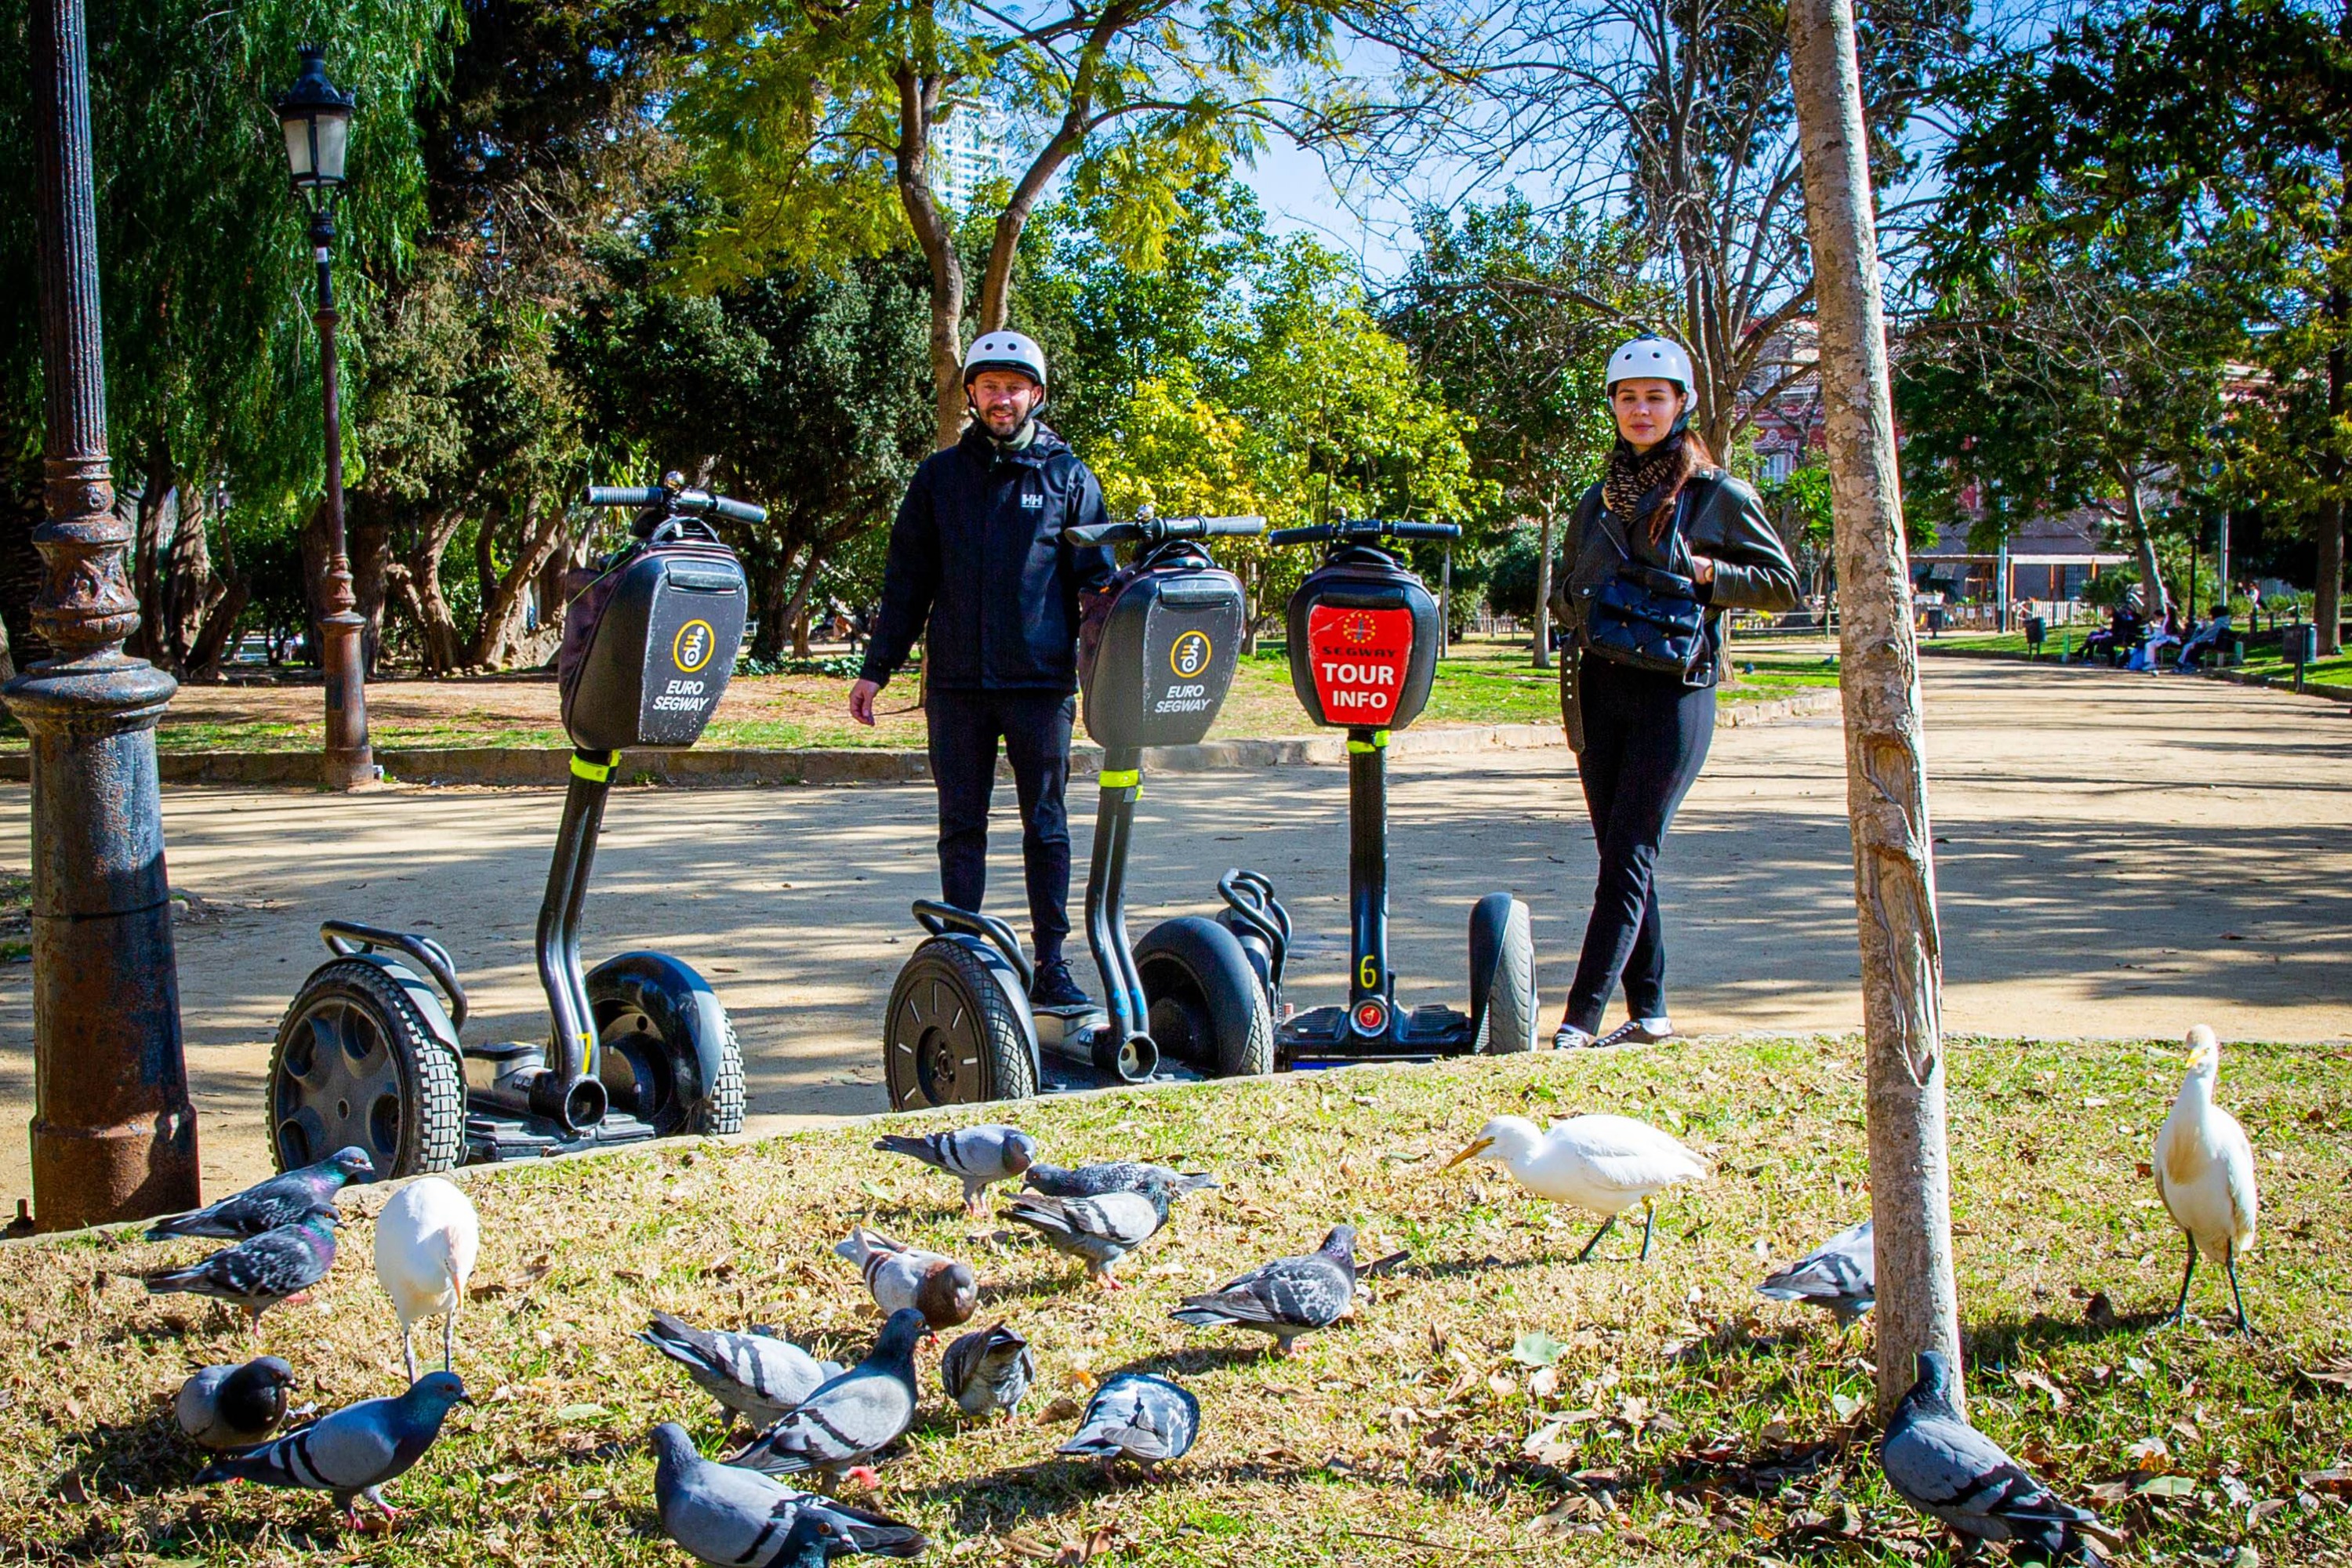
top-left (571, 753), bottom-right (615, 782)
top-left (1346, 740), bottom-right (1377, 753)
top-left (1099, 768), bottom-right (1142, 788)
top-left (1374, 728), bottom-right (1390, 747)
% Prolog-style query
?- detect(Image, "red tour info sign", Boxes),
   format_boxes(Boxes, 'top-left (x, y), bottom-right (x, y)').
top-left (1306, 604), bottom-right (1414, 725)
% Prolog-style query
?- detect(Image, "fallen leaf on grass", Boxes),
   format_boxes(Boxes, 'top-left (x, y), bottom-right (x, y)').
top-left (2297, 1359), bottom-right (2352, 1391)
top-left (2012, 1368), bottom-right (2070, 1411)
top-left (1038, 1396), bottom-right (1083, 1422)
top-left (2299, 1468), bottom-right (2352, 1496)
top-left (548, 1403), bottom-right (610, 1425)
top-left (2136, 1474), bottom-right (2196, 1498)
top-left (2126, 1436), bottom-right (2170, 1468)
top-left (1510, 1330), bottom-right (1570, 1367)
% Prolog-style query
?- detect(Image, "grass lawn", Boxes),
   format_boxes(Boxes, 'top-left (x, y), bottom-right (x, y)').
top-left (5, 1035), bottom-right (2346, 1566)
top-left (0, 641), bottom-right (1840, 755)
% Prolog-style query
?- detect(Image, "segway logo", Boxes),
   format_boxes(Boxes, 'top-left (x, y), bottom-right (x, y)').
top-left (1306, 604), bottom-right (1412, 724)
top-left (672, 619), bottom-right (717, 673)
top-left (1170, 630), bottom-right (1212, 678)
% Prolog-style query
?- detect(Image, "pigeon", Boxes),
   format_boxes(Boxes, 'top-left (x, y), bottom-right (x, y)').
top-left (652, 1422), bottom-right (927, 1565)
top-left (1021, 1161), bottom-right (1218, 1201)
top-left (1756, 1218), bottom-right (1875, 1327)
top-left (373, 1177), bottom-right (478, 1380)
top-left (641, 1312), bottom-right (845, 1429)
top-left (1170, 1223), bottom-right (1356, 1356)
top-left (141, 1207), bottom-right (340, 1333)
top-left (2154, 1025), bottom-right (2259, 1334)
top-left (1444, 1113), bottom-right (1709, 1261)
top-left (727, 1308), bottom-right (925, 1483)
top-left (1057, 1374), bottom-right (1199, 1470)
top-left (873, 1125), bottom-right (1039, 1217)
top-left (192, 1370), bottom-right (471, 1525)
top-left (939, 1321), bottom-right (1035, 1417)
top-left (1000, 1179), bottom-right (1171, 1287)
top-left (144, 1147), bottom-right (375, 1241)
top-left (833, 1227), bottom-right (977, 1330)
top-left (1881, 1351), bottom-right (2118, 1563)
top-left (175, 1356), bottom-right (297, 1451)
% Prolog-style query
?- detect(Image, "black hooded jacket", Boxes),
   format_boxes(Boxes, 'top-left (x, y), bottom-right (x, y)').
top-left (858, 422), bottom-right (1116, 693)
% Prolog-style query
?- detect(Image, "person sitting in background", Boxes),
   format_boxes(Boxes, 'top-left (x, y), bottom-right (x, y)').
top-left (2131, 606), bottom-right (2183, 672)
top-left (2176, 603), bottom-right (2233, 672)
top-left (2086, 601), bottom-right (2143, 667)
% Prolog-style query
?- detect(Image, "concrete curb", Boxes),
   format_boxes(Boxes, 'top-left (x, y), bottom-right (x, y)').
top-left (0, 689), bottom-right (1842, 790)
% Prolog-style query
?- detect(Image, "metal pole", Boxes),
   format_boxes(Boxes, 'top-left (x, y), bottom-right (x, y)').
top-left (309, 205), bottom-right (372, 788)
top-left (2216, 509), bottom-right (2230, 608)
top-left (15, 0), bottom-right (199, 1229)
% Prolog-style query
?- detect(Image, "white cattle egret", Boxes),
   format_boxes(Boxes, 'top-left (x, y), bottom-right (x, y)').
top-left (2153, 1025), bottom-right (2258, 1335)
top-left (1444, 1113), bottom-right (1709, 1261)
top-left (373, 1177), bottom-right (479, 1379)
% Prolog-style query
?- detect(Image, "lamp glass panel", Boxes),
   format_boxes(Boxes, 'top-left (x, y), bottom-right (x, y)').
top-left (281, 115), bottom-right (315, 180)
top-left (313, 113), bottom-right (350, 183)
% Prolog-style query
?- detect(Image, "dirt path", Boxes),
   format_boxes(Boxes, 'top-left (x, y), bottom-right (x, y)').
top-left (2, 658), bottom-right (2345, 1205)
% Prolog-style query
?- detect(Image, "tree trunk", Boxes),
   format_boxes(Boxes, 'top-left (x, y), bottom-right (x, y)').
top-left (128, 437), bottom-right (172, 662)
top-left (183, 526), bottom-right (249, 683)
top-left (2320, 316), bottom-right (2346, 653)
top-left (748, 542), bottom-right (802, 664)
top-left (783, 546), bottom-right (826, 659)
top-left (470, 500), bottom-right (570, 669)
top-left (474, 506), bottom-right (500, 642)
top-left (2114, 474), bottom-right (2168, 621)
top-left (163, 481), bottom-right (218, 670)
top-left (891, 64), bottom-right (967, 451)
top-left (1533, 504), bottom-right (1557, 670)
top-left (1788, 0), bottom-right (1964, 1422)
top-left (401, 508), bottom-right (468, 676)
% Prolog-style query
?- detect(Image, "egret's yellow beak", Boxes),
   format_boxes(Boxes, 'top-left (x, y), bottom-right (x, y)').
top-left (1442, 1136), bottom-right (1494, 1171)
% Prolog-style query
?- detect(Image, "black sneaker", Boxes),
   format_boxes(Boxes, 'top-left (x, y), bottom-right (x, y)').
top-left (1596, 1017), bottom-right (1675, 1049)
top-left (1029, 959), bottom-right (1094, 1013)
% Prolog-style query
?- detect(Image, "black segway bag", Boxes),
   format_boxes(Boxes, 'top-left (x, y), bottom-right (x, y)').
top-left (1284, 550), bottom-right (1441, 731)
top-left (559, 535), bottom-right (748, 751)
top-left (1081, 557), bottom-right (1246, 750)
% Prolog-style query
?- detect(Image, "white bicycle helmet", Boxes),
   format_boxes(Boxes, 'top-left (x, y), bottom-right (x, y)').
top-left (962, 331), bottom-right (1048, 390)
top-left (1605, 333), bottom-right (1694, 397)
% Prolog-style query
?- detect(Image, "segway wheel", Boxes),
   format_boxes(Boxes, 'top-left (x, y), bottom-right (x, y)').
top-left (1135, 916), bottom-right (1274, 1078)
top-left (589, 953), bottom-right (746, 1137)
top-left (884, 938), bottom-right (1037, 1109)
top-left (1468, 893), bottom-right (1540, 1054)
top-left (269, 960), bottom-right (466, 1178)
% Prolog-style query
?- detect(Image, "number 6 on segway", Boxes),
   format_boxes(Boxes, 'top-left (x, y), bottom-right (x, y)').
top-left (267, 475), bottom-right (757, 1176)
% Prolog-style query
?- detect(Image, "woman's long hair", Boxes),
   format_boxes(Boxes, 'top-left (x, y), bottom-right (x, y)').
top-left (1641, 426), bottom-right (1715, 543)
top-left (1603, 417), bottom-right (1717, 543)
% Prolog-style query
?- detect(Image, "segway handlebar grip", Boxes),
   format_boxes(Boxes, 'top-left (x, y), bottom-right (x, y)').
top-left (1379, 519), bottom-right (1461, 540)
top-left (709, 494), bottom-right (768, 524)
top-left (1184, 514), bottom-right (1266, 537)
top-left (585, 485), bottom-right (664, 508)
top-left (1266, 522), bottom-right (1330, 545)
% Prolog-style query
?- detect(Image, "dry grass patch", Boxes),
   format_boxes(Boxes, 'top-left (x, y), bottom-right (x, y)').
top-left (3, 1035), bottom-right (2347, 1566)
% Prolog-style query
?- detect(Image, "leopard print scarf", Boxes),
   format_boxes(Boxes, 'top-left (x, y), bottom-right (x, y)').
top-left (1600, 430), bottom-right (1690, 543)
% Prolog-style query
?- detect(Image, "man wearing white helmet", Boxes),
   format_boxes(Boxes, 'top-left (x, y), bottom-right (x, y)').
top-left (1547, 332), bottom-right (1800, 1050)
top-left (851, 330), bottom-right (1116, 1016)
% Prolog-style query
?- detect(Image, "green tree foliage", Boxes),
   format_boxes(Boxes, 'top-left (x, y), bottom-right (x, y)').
top-left (0, 0), bottom-right (456, 668)
top-left (561, 228), bottom-right (935, 660)
top-left (672, 0), bottom-right (1400, 448)
top-left (1390, 196), bottom-right (1639, 661)
top-left (1932, 0), bottom-right (2352, 644)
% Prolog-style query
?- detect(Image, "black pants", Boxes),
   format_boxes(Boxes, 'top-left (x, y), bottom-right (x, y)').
top-left (1565, 656), bottom-right (1715, 1033)
top-left (927, 688), bottom-right (1076, 966)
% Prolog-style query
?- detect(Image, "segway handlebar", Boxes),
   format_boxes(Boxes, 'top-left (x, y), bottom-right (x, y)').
top-left (1063, 514), bottom-right (1266, 547)
top-left (584, 483), bottom-right (768, 525)
top-left (1267, 518), bottom-right (1461, 545)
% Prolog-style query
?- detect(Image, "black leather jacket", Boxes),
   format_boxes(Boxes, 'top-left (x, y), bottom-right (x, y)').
top-left (1552, 467), bottom-right (1801, 690)
top-left (858, 423), bottom-right (1116, 692)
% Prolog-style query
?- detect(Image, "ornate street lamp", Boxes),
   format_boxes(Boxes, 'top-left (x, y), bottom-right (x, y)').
top-left (275, 46), bottom-right (372, 788)
top-left (14, 0), bottom-right (199, 1227)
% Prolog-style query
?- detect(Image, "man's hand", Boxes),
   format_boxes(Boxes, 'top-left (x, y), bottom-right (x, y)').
top-left (849, 679), bottom-right (881, 727)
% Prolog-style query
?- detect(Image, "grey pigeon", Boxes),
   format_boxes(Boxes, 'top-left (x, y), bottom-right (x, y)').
top-left (176, 1356), bottom-right (296, 1450)
top-left (1022, 1161), bottom-right (1218, 1201)
top-left (1057, 1374), bottom-right (1199, 1469)
top-left (939, 1321), bottom-right (1035, 1417)
top-left (652, 1422), bottom-right (926, 1565)
top-left (144, 1148), bottom-right (374, 1242)
top-left (641, 1312), bottom-right (846, 1429)
top-left (1171, 1223), bottom-right (1356, 1356)
top-left (192, 1370), bottom-right (470, 1524)
top-left (834, 1226), bottom-right (978, 1330)
top-left (873, 1125), bottom-right (1038, 1216)
top-left (727, 1308), bottom-right (925, 1482)
top-left (141, 1207), bottom-right (340, 1333)
top-left (1757, 1218), bottom-right (1875, 1326)
top-left (1881, 1352), bottom-right (2118, 1563)
top-left (1001, 1179), bottom-right (1171, 1287)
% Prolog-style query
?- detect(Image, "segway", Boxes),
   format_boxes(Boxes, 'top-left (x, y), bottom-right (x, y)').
top-left (883, 513), bottom-right (1276, 1109)
top-left (1232, 517), bottom-right (1540, 1065)
top-left (267, 475), bottom-right (760, 1176)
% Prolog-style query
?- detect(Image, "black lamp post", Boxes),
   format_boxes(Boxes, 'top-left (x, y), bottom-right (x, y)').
top-left (14, 0), bottom-right (200, 1227)
top-left (275, 46), bottom-right (372, 789)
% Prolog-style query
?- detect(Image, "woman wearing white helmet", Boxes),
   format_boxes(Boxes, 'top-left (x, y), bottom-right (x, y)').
top-left (1548, 334), bottom-right (1800, 1050)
